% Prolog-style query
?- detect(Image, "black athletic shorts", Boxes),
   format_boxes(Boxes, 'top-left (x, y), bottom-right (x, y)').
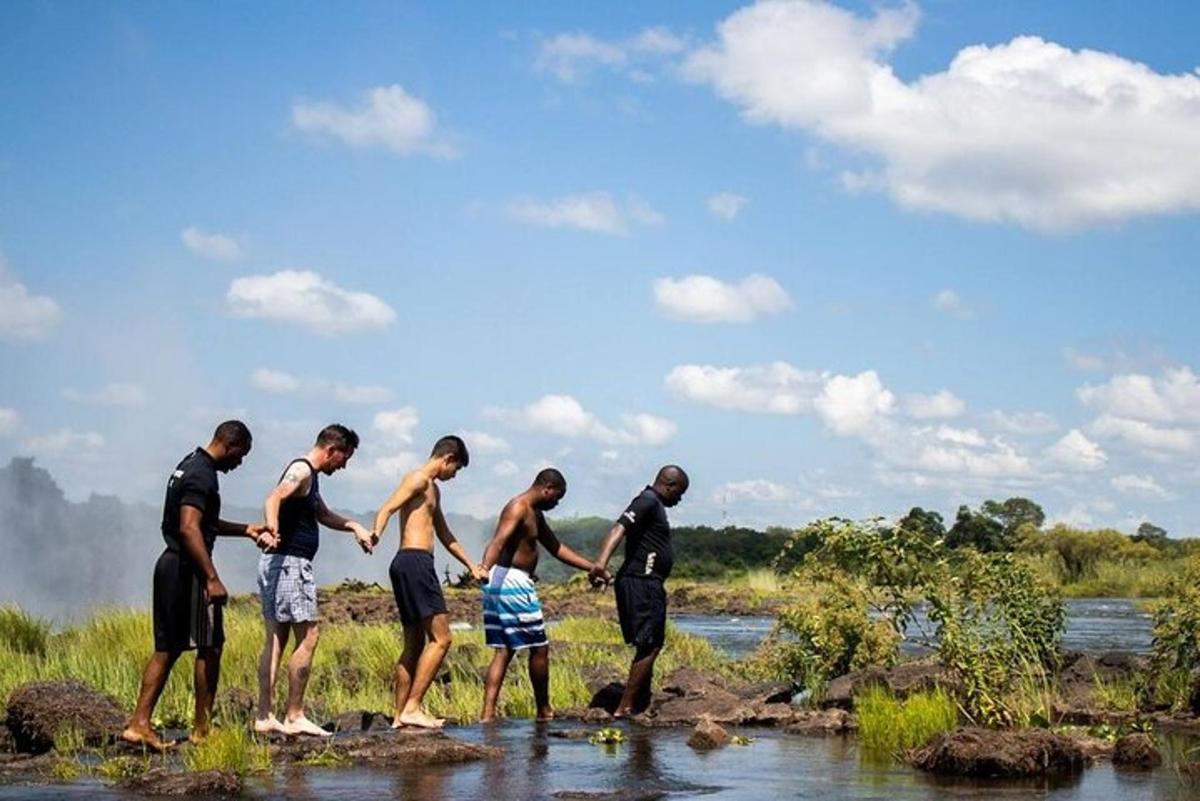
top-left (614, 575), bottom-right (667, 649)
top-left (152, 549), bottom-right (224, 653)
top-left (389, 548), bottom-right (448, 626)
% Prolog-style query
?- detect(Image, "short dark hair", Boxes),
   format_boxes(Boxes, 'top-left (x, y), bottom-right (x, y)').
top-left (655, 464), bottom-right (689, 488)
top-left (430, 435), bottom-right (469, 467)
top-left (316, 423), bottom-right (359, 452)
top-left (213, 420), bottom-right (252, 449)
top-left (533, 468), bottom-right (566, 492)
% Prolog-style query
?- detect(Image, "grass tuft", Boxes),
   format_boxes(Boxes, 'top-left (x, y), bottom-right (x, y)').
top-left (855, 686), bottom-right (958, 756)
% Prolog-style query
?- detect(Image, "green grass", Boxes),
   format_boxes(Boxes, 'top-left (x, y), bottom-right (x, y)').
top-left (1092, 672), bottom-right (1140, 714)
top-left (0, 605), bottom-right (51, 656)
top-left (855, 686), bottom-right (959, 756)
top-left (182, 727), bottom-right (271, 775)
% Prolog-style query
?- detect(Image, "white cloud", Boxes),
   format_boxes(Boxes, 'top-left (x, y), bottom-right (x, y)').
top-left (492, 459), bottom-right (520, 477)
top-left (374, 407), bottom-right (420, 445)
top-left (934, 425), bottom-right (986, 448)
top-left (0, 254), bottom-right (61, 341)
top-left (813, 370), bottom-right (895, 436)
top-left (292, 84), bottom-right (454, 157)
top-left (62, 383), bottom-right (149, 407)
top-left (535, 27), bottom-right (685, 82)
top-left (987, 410), bottom-right (1059, 435)
top-left (1078, 368), bottom-right (1200, 425)
top-left (227, 270), bottom-right (396, 334)
top-left (0, 408), bottom-right (18, 437)
top-left (343, 452), bottom-right (421, 487)
top-left (664, 362), bottom-right (825, 414)
top-left (1090, 414), bottom-right (1194, 453)
top-left (653, 274), bottom-right (792, 323)
top-left (505, 193), bottom-right (662, 235)
top-left (332, 384), bottom-right (394, 405)
top-left (1063, 347), bottom-right (1109, 372)
top-left (932, 290), bottom-right (974, 320)
top-left (181, 226), bottom-right (242, 261)
top-left (461, 431), bottom-right (511, 455)
top-left (684, 0), bottom-right (1200, 229)
top-left (707, 192), bottom-right (749, 220)
top-left (1111, 473), bottom-right (1173, 500)
top-left (484, 394), bottom-right (676, 446)
top-left (251, 368), bottom-right (302, 394)
top-left (903, 390), bottom-right (965, 419)
top-left (714, 479), bottom-right (792, 503)
top-left (22, 428), bottom-right (105, 455)
top-left (1044, 428), bottom-right (1108, 471)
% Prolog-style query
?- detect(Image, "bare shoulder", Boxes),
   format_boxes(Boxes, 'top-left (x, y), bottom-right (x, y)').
top-left (399, 470), bottom-right (431, 493)
top-left (280, 460), bottom-right (313, 486)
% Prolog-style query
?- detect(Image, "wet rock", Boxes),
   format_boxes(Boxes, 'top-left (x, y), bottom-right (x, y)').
top-left (548, 728), bottom-right (594, 740)
top-left (1063, 732), bottom-right (1114, 763)
top-left (783, 709), bottom-right (854, 736)
top-left (272, 729), bottom-right (499, 765)
top-left (745, 703), bottom-right (796, 727)
top-left (731, 682), bottom-right (794, 706)
top-left (5, 680), bottom-right (125, 754)
top-left (650, 689), bottom-right (751, 726)
top-left (119, 767), bottom-right (242, 796)
top-left (662, 667), bottom-right (727, 697)
top-left (328, 710), bottom-right (391, 733)
top-left (909, 727), bottom-right (1086, 778)
top-left (823, 660), bottom-right (952, 710)
top-left (1056, 651), bottom-right (1148, 715)
top-left (1112, 734), bottom-right (1162, 771)
top-left (588, 682), bottom-right (626, 714)
top-left (687, 718), bottom-right (730, 750)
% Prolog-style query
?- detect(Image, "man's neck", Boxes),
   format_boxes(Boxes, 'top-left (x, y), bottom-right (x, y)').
top-left (306, 447), bottom-right (327, 473)
top-left (420, 460), bottom-right (443, 482)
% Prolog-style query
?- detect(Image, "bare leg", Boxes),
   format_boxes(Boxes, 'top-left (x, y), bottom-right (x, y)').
top-left (122, 651), bottom-right (182, 751)
top-left (481, 648), bottom-right (515, 722)
top-left (398, 614), bottom-right (451, 728)
top-left (391, 624), bottom-right (425, 727)
top-left (254, 620), bottom-right (290, 733)
top-left (614, 645), bottom-right (660, 717)
top-left (191, 646), bottom-right (222, 741)
top-left (281, 621), bottom-right (328, 736)
top-left (528, 645), bottom-right (553, 720)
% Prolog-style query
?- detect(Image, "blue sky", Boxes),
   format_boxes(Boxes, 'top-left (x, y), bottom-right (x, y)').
top-left (2, 0), bottom-right (1198, 534)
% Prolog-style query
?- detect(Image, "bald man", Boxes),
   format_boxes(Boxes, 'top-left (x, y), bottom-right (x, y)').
top-left (591, 465), bottom-right (689, 718)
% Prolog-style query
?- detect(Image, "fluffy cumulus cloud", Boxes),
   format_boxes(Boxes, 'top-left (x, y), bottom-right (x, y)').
top-left (292, 84), bottom-right (454, 157)
top-left (535, 27), bottom-right (686, 82)
top-left (505, 193), bottom-right (663, 235)
top-left (250, 368), bottom-right (392, 404)
top-left (1079, 367), bottom-right (1200, 455)
top-left (932, 290), bottom-right (974, 320)
top-left (707, 192), bottom-right (749, 220)
top-left (1044, 429), bottom-right (1108, 471)
top-left (665, 362), bottom-right (825, 414)
top-left (227, 270), bottom-right (396, 334)
top-left (653, 274), bottom-right (791, 323)
top-left (460, 431), bottom-right (512, 455)
top-left (903, 390), bottom-right (965, 419)
top-left (22, 428), bottom-right (105, 455)
top-left (484, 394), bottom-right (676, 446)
top-left (683, 0), bottom-right (1200, 230)
top-left (813, 370), bottom-right (895, 436)
top-left (373, 407), bottom-right (420, 445)
top-left (181, 226), bottom-right (242, 261)
top-left (987, 410), bottom-right (1059, 435)
top-left (713, 479), bottom-right (792, 503)
top-left (0, 253), bottom-right (61, 341)
top-left (1111, 473), bottom-right (1173, 500)
top-left (62, 383), bottom-right (149, 407)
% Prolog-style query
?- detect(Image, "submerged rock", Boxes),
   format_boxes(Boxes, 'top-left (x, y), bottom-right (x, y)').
top-left (687, 718), bottom-right (730, 750)
top-left (909, 727), bottom-right (1087, 778)
top-left (1112, 734), bottom-right (1162, 771)
top-left (783, 709), bottom-right (854, 736)
top-left (328, 710), bottom-right (392, 733)
top-left (119, 767), bottom-right (242, 797)
top-left (272, 729), bottom-right (499, 765)
top-left (5, 680), bottom-right (125, 754)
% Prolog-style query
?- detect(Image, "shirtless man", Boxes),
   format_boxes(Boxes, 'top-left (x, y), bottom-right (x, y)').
top-left (371, 435), bottom-right (488, 729)
top-left (478, 469), bottom-right (601, 722)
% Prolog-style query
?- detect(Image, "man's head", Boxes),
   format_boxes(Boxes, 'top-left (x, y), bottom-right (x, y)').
top-left (652, 465), bottom-right (689, 507)
top-left (430, 435), bottom-right (469, 480)
top-left (314, 424), bottom-right (360, 474)
top-left (210, 420), bottom-right (252, 472)
top-left (530, 468), bottom-right (567, 511)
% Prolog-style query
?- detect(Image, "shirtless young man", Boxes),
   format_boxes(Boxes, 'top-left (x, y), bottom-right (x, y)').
top-left (371, 435), bottom-right (488, 729)
top-left (478, 469), bottom-right (602, 722)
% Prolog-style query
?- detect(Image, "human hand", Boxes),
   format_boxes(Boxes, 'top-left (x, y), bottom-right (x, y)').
top-left (587, 564), bottom-right (612, 589)
top-left (350, 523), bottom-right (374, 554)
top-left (471, 563), bottom-right (489, 583)
top-left (205, 576), bottom-right (229, 606)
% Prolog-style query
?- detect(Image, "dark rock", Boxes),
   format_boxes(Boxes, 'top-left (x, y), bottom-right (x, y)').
top-left (909, 727), bottom-right (1087, 778)
top-left (1063, 732), bottom-right (1114, 763)
top-left (824, 660), bottom-right (952, 710)
top-left (1058, 651), bottom-right (1145, 685)
top-left (548, 728), bottom-right (594, 740)
top-left (1112, 734), bottom-right (1162, 771)
top-left (687, 718), bottom-right (730, 750)
top-left (580, 664), bottom-right (624, 695)
top-left (328, 710), bottom-right (390, 733)
top-left (588, 682), bottom-right (626, 713)
top-left (650, 689), bottom-right (752, 726)
top-left (0, 726), bottom-right (13, 754)
top-left (272, 729), bottom-right (499, 765)
top-left (745, 703), bottom-right (797, 726)
top-left (119, 767), bottom-right (242, 796)
top-left (662, 667), bottom-right (727, 697)
top-left (731, 682), bottom-right (794, 706)
top-left (5, 680), bottom-right (126, 754)
top-left (783, 709), bottom-right (854, 736)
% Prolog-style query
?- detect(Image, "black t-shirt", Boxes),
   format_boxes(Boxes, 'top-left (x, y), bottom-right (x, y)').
top-left (615, 486), bottom-right (672, 580)
top-left (161, 448), bottom-right (221, 555)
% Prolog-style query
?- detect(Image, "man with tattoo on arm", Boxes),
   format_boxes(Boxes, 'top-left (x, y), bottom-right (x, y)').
top-left (479, 468), bottom-right (603, 722)
top-left (591, 465), bottom-right (689, 719)
top-left (253, 424), bottom-right (374, 737)
top-left (371, 435), bottom-right (489, 729)
top-left (121, 421), bottom-right (271, 751)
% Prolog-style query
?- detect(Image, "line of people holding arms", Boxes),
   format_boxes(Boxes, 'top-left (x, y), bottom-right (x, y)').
top-left (121, 420), bottom-right (688, 750)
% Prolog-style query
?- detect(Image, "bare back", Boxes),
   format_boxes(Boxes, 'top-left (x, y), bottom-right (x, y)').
top-left (494, 498), bottom-right (545, 574)
top-left (397, 472), bottom-right (440, 552)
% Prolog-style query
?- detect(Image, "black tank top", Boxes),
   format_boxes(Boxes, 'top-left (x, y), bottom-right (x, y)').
top-left (277, 458), bottom-right (320, 560)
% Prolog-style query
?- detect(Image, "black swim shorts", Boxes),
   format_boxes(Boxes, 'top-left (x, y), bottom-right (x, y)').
top-left (152, 549), bottom-right (225, 653)
top-left (389, 548), bottom-right (448, 626)
top-left (614, 574), bottom-right (667, 649)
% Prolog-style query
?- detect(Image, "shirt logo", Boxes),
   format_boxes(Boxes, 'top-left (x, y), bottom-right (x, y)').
top-left (622, 510), bottom-right (637, 524)
top-left (645, 552), bottom-right (656, 575)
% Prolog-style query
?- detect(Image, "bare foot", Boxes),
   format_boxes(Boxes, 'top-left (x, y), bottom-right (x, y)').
top-left (398, 709), bottom-right (445, 729)
top-left (282, 715), bottom-right (332, 737)
top-left (536, 708), bottom-right (555, 722)
top-left (121, 723), bottom-right (170, 753)
top-left (253, 715), bottom-right (286, 735)
top-left (390, 717), bottom-right (405, 730)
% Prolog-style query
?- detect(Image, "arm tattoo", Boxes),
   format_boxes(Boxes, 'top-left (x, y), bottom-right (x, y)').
top-left (280, 462), bottom-right (310, 489)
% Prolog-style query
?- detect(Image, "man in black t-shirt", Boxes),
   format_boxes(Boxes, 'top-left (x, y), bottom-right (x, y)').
top-left (121, 420), bottom-right (270, 751)
top-left (592, 465), bottom-right (689, 717)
